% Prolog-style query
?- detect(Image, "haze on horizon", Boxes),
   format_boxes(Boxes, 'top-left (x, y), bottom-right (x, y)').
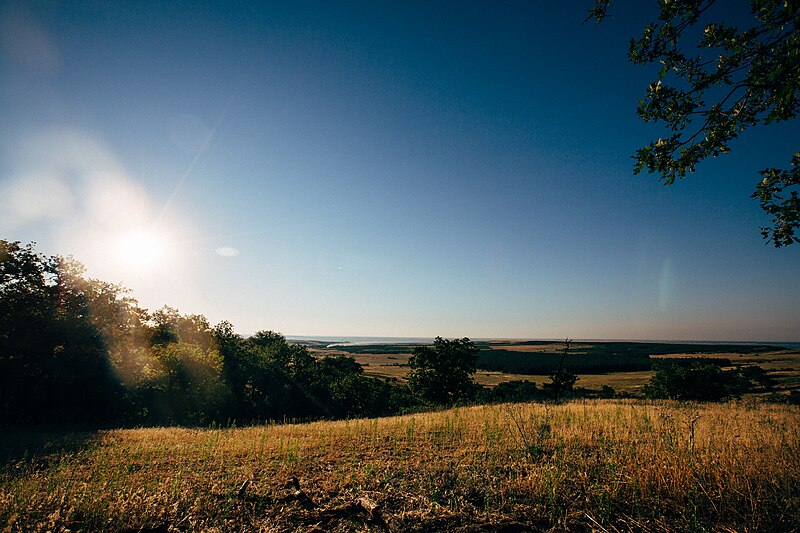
top-left (1, 1), bottom-right (798, 342)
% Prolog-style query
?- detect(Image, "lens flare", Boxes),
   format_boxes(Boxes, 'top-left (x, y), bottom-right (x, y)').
top-left (114, 229), bottom-right (165, 272)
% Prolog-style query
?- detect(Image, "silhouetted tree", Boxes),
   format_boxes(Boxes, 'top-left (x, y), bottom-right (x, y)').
top-left (545, 369), bottom-right (579, 399)
top-left (642, 360), bottom-right (769, 401)
top-left (212, 323), bottom-right (286, 422)
top-left (644, 361), bottom-right (729, 400)
top-left (408, 337), bottom-right (479, 405)
top-left (148, 306), bottom-right (215, 350)
top-left (489, 380), bottom-right (540, 403)
top-left (543, 338), bottom-right (578, 400)
top-left (0, 241), bottom-right (123, 424)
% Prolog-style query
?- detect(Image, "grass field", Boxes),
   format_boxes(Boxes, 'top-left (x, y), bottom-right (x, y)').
top-left (2, 400), bottom-right (799, 531)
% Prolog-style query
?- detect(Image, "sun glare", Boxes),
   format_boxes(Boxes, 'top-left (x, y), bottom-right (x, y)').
top-left (114, 229), bottom-right (165, 272)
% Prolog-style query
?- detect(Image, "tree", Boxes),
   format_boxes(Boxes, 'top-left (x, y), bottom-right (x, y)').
top-left (249, 330), bottom-right (314, 374)
top-left (0, 240), bottom-right (124, 424)
top-left (489, 380), bottom-right (540, 403)
top-left (644, 360), bottom-right (736, 400)
top-left (589, 0), bottom-right (800, 246)
top-left (408, 337), bottom-right (479, 404)
top-left (148, 306), bottom-right (216, 351)
top-left (145, 342), bottom-right (227, 424)
top-left (546, 369), bottom-right (579, 397)
top-left (543, 338), bottom-right (578, 399)
top-left (84, 279), bottom-right (152, 388)
top-left (642, 359), bottom-right (771, 401)
top-left (212, 322), bottom-right (285, 421)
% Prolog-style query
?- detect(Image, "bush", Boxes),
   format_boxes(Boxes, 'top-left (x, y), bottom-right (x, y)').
top-left (643, 361), bottom-right (769, 401)
top-left (489, 380), bottom-right (540, 403)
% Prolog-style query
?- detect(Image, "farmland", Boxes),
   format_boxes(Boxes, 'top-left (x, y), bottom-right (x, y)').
top-left (306, 340), bottom-right (800, 397)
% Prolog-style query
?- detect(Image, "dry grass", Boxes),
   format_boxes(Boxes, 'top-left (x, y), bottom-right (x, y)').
top-left (2, 400), bottom-right (799, 532)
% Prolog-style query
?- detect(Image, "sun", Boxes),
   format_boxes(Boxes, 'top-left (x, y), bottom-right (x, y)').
top-left (113, 229), bottom-right (166, 272)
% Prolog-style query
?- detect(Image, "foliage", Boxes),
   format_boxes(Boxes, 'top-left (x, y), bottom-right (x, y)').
top-left (149, 306), bottom-right (216, 351)
top-left (589, 0), bottom-right (800, 246)
top-left (753, 152), bottom-right (800, 245)
top-left (212, 324), bottom-right (294, 422)
top-left (213, 326), bottom-right (412, 421)
top-left (644, 361), bottom-right (731, 400)
top-left (477, 348), bottom-right (652, 374)
top-left (544, 368), bottom-right (579, 397)
top-left (542, 339), bottom-right (579, 399)
top-left (0, 240), bottom-right (421, 427)
top-left (599, 384), bottom-right (617, 398)
top-left (486, 380), bottom-right (540, 403)
top-left (0, 241), bottom-right (123, 425)
top-left (408, 336), bottom-right (479, 404)
top-left (643, 360), bottom-right (772, 400)
top-left (476, 341), bottom-right (771, 375)
top-left (137, 342), bottom-right (227, 425)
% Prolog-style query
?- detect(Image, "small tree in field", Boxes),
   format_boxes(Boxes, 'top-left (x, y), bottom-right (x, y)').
top-left (543, 338), bottom-right (578, 400)
top-left (408, 337), bottom-right (479, 405)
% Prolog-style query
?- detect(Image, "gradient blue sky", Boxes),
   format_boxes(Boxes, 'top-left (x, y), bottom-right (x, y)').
top-left (1, 1), bottom-right (798, 341)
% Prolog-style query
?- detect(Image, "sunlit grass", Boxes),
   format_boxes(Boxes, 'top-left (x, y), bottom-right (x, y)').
top-left (2, 400), bottom-right (798, 531)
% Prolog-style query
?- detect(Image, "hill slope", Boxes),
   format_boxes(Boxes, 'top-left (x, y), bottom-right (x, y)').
top-left (2, 400), bottom-right (799, 531)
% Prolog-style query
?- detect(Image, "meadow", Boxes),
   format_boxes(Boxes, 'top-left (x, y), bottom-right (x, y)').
top-left (2, 400), bottom-right (799, 532)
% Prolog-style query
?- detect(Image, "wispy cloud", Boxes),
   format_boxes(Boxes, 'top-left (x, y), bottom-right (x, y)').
top-left (215, 246), bottom-right (240, 257)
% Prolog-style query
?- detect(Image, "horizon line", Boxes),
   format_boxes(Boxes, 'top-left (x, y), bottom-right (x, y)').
top-left (280, 334), bottom-right (800, 346)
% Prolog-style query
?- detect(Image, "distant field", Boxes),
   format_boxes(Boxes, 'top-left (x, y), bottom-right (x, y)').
top-left (473, 369), bottom-right (657, 394)
top-left (309, 340), bottom-right (800, 396)
top-left (3, 400), bottom-right (797, 531)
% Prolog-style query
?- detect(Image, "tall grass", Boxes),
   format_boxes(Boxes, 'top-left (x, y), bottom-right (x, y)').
top-left (2, 400), bottom-right (798, 531)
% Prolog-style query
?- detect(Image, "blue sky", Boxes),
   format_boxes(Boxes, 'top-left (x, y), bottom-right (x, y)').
top-left (1, 1), bottom-right (798, 341)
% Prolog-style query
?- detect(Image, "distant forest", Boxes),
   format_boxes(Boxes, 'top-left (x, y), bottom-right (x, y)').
top-left (474, 342), bottom-right (777, 375)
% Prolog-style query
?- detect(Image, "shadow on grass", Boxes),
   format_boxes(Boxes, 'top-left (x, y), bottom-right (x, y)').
top-left (0, 427), bottom-right (100, 474)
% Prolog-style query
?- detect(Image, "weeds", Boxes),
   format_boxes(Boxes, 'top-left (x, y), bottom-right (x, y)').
top-left (506, 404), bottom-right (555, 460)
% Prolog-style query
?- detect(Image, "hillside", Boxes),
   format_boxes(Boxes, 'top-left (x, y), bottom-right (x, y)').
top-left (2, 400), bottom-right (799, 531)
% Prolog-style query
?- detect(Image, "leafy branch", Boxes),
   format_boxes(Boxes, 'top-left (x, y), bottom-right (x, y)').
top-left (590, 0), bottom-right (800, 246)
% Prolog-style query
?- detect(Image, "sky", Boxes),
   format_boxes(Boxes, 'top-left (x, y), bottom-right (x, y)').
top-left (1, 1), bottom-right (798, 342)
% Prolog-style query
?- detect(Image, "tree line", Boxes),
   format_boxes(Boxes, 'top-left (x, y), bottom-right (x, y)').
top-left (0, 240), bottom-right (532, 427)
top-left (0, 240), bottom-right (782, 427)
top-left (0, 240), bottom-right (416, 426)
